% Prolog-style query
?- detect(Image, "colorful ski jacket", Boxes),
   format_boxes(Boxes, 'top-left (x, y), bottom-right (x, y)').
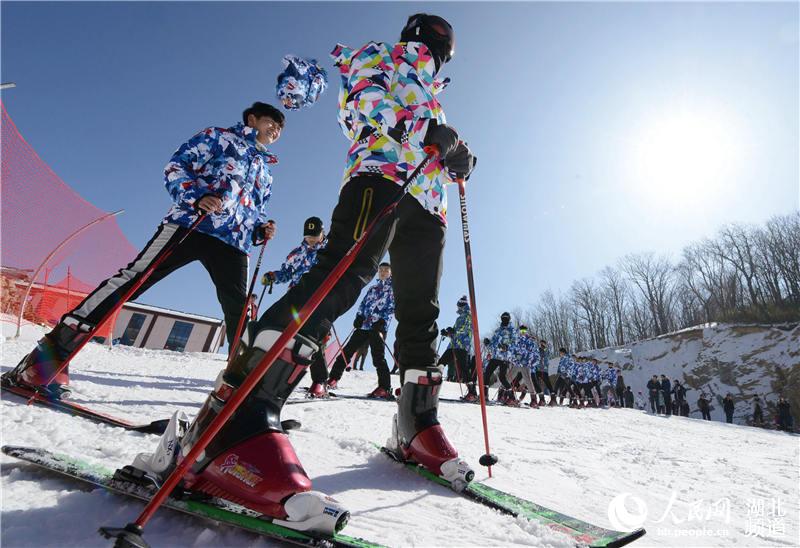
top-left (357, 277), bottom-right (395, 330)
top-left (602, 367), bottom-right (618, 387)
top-left (575, 362), bottom-right (591, 384)
top-left (163, 123), bottom-right (275, 253)
top-left (557, 356), bottom-right (572, 377)
top-left (489, 325), bottom-right (518, 362)
top-left (589, 362), bottom-right (601, 382)
top-left (513, 335), bottom-right (540, 372)
top-left (331, 41), bottom-right (453, 225)
top-left (273, 238), bottom-right (327, 288)
top-left (447, 305), bottom-right (473, 354)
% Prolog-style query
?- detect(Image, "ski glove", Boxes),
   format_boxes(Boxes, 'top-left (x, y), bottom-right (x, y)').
top-left (444, 142), bottom-right (478, 180)
top-left (262, 271), bottom-right (276, 285)
top-left (252, 220), bottom-right (277, 246)
top-left (423, 121), bottom-right (459, 159)
top-left (353, 314), bottom-right (365, 329)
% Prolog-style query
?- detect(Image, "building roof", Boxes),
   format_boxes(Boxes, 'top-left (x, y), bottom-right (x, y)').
top-left (125, 301), bottom-right (223, 325)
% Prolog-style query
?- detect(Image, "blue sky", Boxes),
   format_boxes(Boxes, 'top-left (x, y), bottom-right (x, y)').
top-left (2, 2), bottom-right (798, 358)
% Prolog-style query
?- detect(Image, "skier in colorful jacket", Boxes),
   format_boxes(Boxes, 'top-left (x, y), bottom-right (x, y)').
top-left (483, 312), bottom-right (518, 403)
top-left (8, 102), bottom-right (283, 398)
top-left (181, 15), bottom-right (477, 518)
top-left (439, 296), bottom-right (477, 400)
top-left (263, 217), bottom-right (327, 289)
top-left (327, 263), bottom-right (396, 395)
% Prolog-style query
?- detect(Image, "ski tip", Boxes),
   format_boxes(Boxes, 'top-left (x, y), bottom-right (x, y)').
top-left (132, 419), bottom-right (170, 435)
top-left (597, 527), bottom-right (646, 548)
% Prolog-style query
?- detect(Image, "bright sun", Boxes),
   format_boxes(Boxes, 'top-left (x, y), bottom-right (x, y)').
top-left (630, 109), bottom-right (741, 205)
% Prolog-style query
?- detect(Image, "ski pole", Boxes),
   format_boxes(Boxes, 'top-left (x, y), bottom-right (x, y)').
top-left (451, 348), bottom-right (465, 397)
top-left (327, 326), bottom-right (355, 371)
top-left (379, 331), bottom-right (399, 370)
top-left (101, 150), bottom-right (439, 545)
top-left (455, 176), bottom-right (497, 476)
top-left (33, 214), bottom-right (207, 404)
top-left (228, 229), bottom-right (271, 362)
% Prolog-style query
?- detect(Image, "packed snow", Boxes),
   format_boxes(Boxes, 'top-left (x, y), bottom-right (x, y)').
top-left (2, 322), bottom-right (798, 547)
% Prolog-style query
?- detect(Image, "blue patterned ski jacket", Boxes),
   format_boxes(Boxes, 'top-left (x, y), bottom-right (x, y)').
top-left (575, 362), bottom-right (591, 384)
top-left (489, 325), bottom-right (518, 362)
top-left (273, 238), bottom-right (327, 289)
top-left (557, 356), bottom-right (572, 377)
top-left (446, 305), bottom-right (473, 354)
top-left (589, 361), bottom-right (601, 382)
top-left (357, 277), bottom-right (395, 330)
top-left (163, 123), bottom-right (275, 253)
top-left (602, 367), bottom-right (618, 386)
top-left (513, 334), bottom-right (540, 372)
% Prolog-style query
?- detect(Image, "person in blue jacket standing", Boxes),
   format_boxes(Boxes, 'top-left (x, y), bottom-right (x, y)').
top-left (6, 101), bottom-right (282, 398)
top-left (326, 263), bottom-right (395, 398)
top-left (438, 296), bottom-right (477, 400)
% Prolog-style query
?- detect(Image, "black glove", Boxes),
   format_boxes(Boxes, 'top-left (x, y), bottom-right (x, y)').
top-left (441, 328), bottom-right (449, 337)
top-left (443, 142), bottom-right (477, 180)
top-left (423, 121), bottom-right (459, 158)
top-left (446, 327), bottom-right (454, 337)
top-left (372, 318), bottom-right (387, 333)
top-left (353, 314), bottom-right (364, 329)
top-left (261, 272), bottom-right (276, 285)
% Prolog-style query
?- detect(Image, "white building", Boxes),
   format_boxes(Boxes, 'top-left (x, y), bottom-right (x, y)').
top-left (113, 302), bottom-right (225, 354)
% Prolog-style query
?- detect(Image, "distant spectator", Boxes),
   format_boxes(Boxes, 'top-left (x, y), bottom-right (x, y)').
top-left (777, 397), bottom-right (794, 432)
top-left (646, 375), bottom-right (660, 413)
top-left (753, 395), bottom-right (763, 426)
top-left (624, 386), bottom-right (634, 408)
top-left (698, 393), bottom-right (711, 420)
top-left (723, 394), bottom-right (735, 423)
top-left (656, 387), bottom-right (665, 414)
top-left (615, 370), bottom-right (626, 407)
top-left (660, 374), bottom-right (672, 416)
top-left (680, 399), bottom-right (690, 417)
top-left (635, 391), bottom-right (647, 410)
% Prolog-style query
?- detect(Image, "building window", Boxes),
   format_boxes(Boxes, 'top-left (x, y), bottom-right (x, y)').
top-left (164, 320), bottom-right (194, 352)
top-left (120, 313), bottom-right (146, 346)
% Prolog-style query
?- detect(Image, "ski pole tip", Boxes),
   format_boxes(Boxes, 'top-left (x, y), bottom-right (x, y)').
top-left (479, 453), bottom-right (498, 467)
top-left (98, 523), bottom-right (151, 548)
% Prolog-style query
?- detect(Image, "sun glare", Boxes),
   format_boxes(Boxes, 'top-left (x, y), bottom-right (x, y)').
top-left (630, 108), bottom-right (742, 206)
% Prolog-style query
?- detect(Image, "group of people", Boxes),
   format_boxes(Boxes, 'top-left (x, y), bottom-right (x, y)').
top-left (720, 393), bottom-right (795, 431)
top-left (5, 13), bottom-right (482, 533)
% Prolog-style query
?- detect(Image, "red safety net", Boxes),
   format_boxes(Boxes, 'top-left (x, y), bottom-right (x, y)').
top-left (1, 101), bottom-right (138, 338)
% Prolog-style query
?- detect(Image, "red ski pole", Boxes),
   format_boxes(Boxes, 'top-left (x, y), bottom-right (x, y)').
top-left (455, 177), bottom-right (497, 476)
top-left (32, 214), bottom-right (207, 404)
top-left (101, 150), bottom-right (438, 545)
top-left (227, 226), bottom-right (272, 362)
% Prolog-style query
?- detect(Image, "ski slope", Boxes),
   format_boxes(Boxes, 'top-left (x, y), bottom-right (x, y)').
top-left (2, 324), bottom-right (798, 547)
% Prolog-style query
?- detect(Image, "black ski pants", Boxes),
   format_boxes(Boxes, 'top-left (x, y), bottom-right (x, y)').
top-left (438, 348), bottom-right (472, 385)
top-left (536, 370), bottom-right (554, 395)
top-left (257, 176), bottom-right (445, 376)
top-left (484, 359), bottom-right (511, 389)
top-left (553, 375), bottom-right (573, 398)
top-left (68, 222), bottom-right (247, 346)
top-left (329, 327), bottom-right (391, 389)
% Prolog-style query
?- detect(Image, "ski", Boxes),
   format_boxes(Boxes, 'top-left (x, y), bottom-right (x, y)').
top-left (1, 381), bottom-right (170, 434)
top-left (377, 444), bottom-right (645, 548)
top-left (2, 445), bottom-right (384, 548)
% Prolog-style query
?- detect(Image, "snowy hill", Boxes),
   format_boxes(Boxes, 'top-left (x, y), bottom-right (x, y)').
top-left (2, 324), bottom-right (798, 547)
top-left (561, 323), bottom-right (799, 424)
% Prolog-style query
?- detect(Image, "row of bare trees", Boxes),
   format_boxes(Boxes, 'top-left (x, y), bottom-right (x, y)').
top-left (515, 211), bottom-right (800, 352)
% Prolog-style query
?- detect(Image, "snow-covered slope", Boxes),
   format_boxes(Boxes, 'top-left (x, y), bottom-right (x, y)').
top-left (560, 323), bottom-right (799, 424)
top-left (2, 325), bottom-right (798, 547)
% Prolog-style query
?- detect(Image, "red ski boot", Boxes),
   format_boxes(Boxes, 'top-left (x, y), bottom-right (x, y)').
top-left (325, 378), bottom-right (338, 390)
top-left (2, 316), bottom-right (94, 399)
top-left (367, 386), bottom-right (394, 400)
top-left (307, 382), bottom-right (328, 398)
top-left (131, 329), bottom-right (349, 535)
top-left (386, 366), bottom-right (474, 491)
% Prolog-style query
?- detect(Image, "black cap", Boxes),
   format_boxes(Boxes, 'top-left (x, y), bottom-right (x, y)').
top-left (379, 262), bottom-right (391, 268)
top-left (304, 217), bottom-right (323, 237)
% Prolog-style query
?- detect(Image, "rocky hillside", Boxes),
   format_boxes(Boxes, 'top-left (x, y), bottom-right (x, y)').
top-left (565, 323), bottom-right (799, 425)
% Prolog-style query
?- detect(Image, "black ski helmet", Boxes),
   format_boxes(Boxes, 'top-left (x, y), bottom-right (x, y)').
top-left (500, 312), bottom-right (511, 326)
top-left (400, 13), bottom-right (455, 71)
